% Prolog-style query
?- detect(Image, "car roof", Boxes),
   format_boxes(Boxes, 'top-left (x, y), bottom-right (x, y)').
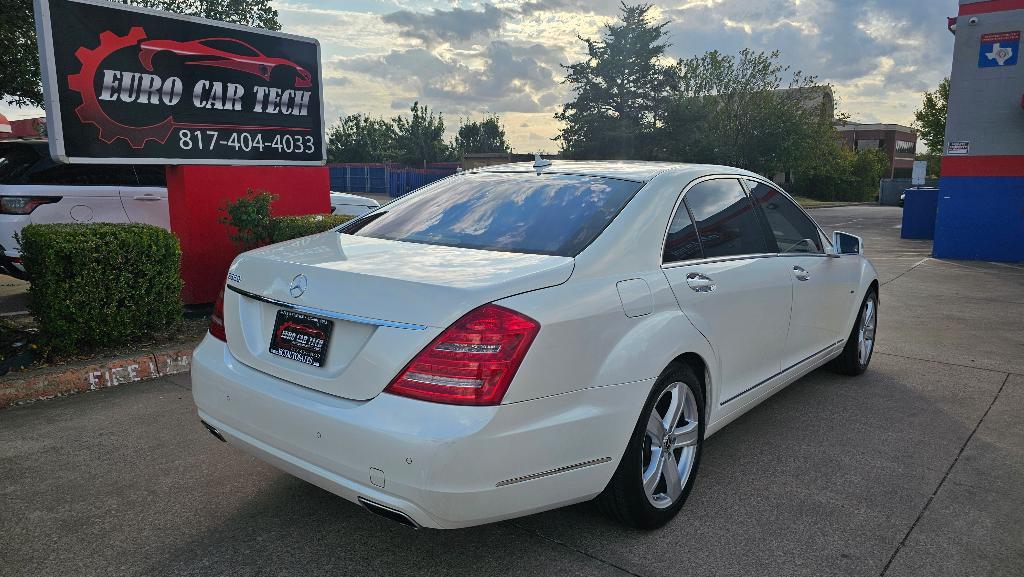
top-left (0, 138), bottom-right (47, 146)
top-left (475, 160), bottom-right (760, 183)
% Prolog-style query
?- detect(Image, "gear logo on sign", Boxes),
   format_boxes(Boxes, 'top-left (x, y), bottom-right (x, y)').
top-left (979, 31), bottom-right (1020, 68)
top-left (67, 27), bottom-right (176, 148)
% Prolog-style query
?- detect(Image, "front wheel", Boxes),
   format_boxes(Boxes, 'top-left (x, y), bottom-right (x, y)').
top-left (598, 364), bottom-right (704, 529)
top-left (829, 288), bottom-right (878, 376)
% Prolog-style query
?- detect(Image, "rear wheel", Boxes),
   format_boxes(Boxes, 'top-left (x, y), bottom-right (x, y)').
top-left (598, 364), bottom-right (704, 529)
top-left (829, 288), bottom-right (878, 376)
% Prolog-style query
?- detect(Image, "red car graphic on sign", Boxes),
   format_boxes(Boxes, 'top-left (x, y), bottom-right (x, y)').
top-left (276, 321), bottom-right (326, 343)
top-left (138, 37), bottom-right (312, 88)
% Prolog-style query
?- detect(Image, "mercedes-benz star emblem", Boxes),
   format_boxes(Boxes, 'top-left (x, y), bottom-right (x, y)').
top-left (289, 274), bottom-right (308, 298)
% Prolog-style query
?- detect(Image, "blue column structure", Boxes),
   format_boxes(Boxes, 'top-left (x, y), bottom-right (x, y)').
top-left (936, 1), bottom-right (1024, 263)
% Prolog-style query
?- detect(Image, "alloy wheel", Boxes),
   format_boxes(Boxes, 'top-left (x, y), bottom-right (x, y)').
top-left (641, 382), bottom-right (700, 509)
top-left (858, 296), bottom-right (877, 366)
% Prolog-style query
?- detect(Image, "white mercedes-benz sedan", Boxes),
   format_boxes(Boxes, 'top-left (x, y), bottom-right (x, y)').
top-left (192, 161), bottom-right (878, 529)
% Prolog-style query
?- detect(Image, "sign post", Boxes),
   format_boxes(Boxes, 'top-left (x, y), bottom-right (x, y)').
top-left (34, 0), bottom-right (329, 303)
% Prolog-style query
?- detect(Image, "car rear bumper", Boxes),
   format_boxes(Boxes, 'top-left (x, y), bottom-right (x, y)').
top-left (191, 335), bottom-right (647, 528)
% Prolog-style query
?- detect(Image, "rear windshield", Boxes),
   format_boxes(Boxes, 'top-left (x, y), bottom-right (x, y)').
top-left (344, 172), bottom-right (644, 257)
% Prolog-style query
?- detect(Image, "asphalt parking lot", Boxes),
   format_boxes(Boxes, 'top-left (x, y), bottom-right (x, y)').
top-left (0, 274), bottom-right (29, 315)
top-left (1, 205), bottom-right (1022, 577)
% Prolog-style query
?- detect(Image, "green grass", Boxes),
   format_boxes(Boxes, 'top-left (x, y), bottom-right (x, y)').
top-left (792, 196), bottom-right (867, 209)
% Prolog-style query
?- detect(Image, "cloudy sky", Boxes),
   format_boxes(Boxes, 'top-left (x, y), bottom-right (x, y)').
top-left (6, 0), bottom-right (959, 153)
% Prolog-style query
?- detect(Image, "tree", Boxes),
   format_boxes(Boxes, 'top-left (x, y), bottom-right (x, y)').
top-left (326, 114), bottom-right (396, 163)
top-left (915, 152), bottom-right (942, 178)
top-left (134, 0), bottom-right (280, 30)
top-left (0, 0), bottom-right (279, 108)
top-left (849, 148), bottom-right (889, 199)
top-left (913, 77), bottom-right (949, 155)
top-left (658, 49), bottom-right (839, 179)
top-left (393, 101), bottom-right (453, 167)
top-left (555, 3), bottom-right (680, 159)
top-left (0, 0), bottom-right (44, 106)
top-left (454, 115), bottom-right (509, 156)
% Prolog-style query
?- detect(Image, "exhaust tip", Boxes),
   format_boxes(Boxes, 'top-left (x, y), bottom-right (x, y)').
top-left (200, 420), bottom-right (227, 443)
top-left (358, 497), bottom-right (419, 529)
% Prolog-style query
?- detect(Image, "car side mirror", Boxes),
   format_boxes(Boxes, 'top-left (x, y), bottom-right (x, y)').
top-left (832, 231), bottom-right (863, 256)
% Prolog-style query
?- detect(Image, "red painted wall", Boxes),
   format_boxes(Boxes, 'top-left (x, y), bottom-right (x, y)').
top-left (167, 165), bottom-right (329, 304)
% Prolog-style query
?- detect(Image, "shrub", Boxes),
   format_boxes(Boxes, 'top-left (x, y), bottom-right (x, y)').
top-left (271, 214), bottom-right (353, 243)
top-left (221, 191), bottom-right (352, 247)
top-left (220, 189), bottom-right (278, 250)
top-left (18, 223), bottom-right (183, 354)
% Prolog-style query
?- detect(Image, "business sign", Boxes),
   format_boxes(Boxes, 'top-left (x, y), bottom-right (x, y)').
top-left (979, 31), bottom-right (1019, 68)
top-left (947, 141), bottom-right (970, 156)
top-left (33, 0), bottom-right (324, 165)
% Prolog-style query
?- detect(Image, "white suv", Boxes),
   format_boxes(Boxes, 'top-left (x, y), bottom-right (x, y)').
top-left (0, 140), bottom-right (377, 278)
top-left (0, 140), bottom-right (169, 277)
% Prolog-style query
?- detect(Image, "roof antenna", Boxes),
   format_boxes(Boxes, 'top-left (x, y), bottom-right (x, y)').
top-left (533, 153), bottom-right (551, 173)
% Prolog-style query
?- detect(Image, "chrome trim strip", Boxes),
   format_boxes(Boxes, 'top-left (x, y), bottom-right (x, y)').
top-left (226, 284), bottom-right (429, 331)
top-left (662, 252), bottom-right (777, 269)
top-left (719, 340), bottom-right (844, 406)
top-left (495, 457), bottom-right (613, 488)
top-left (661, 251), bottom-right (835, 269)
top-left (357, 497), bottom-right (421, 529)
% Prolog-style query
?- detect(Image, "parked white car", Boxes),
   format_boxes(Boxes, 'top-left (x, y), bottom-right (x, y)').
top-left (0, 140), bottom-right (376, 277)
top-left (0, 140), bottom-right (169, 277)
top-left (192, 161), bottom-right (879, 529)
top-left (330, 191), bottom-right (380, 217)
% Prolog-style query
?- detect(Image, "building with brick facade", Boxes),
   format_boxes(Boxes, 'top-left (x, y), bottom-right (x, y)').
top-left (836, 123), bottom-right (918, 179)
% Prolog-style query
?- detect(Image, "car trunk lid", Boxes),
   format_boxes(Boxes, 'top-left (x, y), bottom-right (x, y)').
top-left (223, 232), bottom-right (573, 400)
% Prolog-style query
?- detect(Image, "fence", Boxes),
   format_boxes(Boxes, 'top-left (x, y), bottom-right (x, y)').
top-left (329, 163), bottom-right (460, 198)
top-left (879, 178), bottom-right (939, 206)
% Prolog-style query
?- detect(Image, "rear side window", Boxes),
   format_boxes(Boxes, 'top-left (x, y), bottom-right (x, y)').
top-left (747, 180), bottom-right (823, 253)
top-left (683, 179), bottom-right (768, 259)
top-left (347, 173), bottom-right (644, 257)
top-left (0, 144), bottom-right (42, 184)
top-left (132, 165), bottom-right (167, 187)
top-left (664, 203), bottom-right (703, 263)
top-left (25, 162), bottom-right (137, 186)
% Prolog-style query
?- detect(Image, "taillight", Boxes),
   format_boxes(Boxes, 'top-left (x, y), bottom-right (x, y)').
top-left (209, 288), bottom-right (227, 342)
top-left (385, 304), bottom-right (540, 406)
top-left (0, 196), bottom-right (61, 215)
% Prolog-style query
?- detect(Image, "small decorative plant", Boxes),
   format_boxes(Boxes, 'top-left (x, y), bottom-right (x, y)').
top-left (221, 190), bottom-right (352, 249)
top-left (220, 189), bottom-right (278, 250)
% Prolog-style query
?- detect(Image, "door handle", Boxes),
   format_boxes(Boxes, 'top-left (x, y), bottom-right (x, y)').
top-left (685, 272), bottom-right (716, 293)
top-left (132, 194), bottom-right (162, 201)
top-left (792, 265), bottom-right (811, 281)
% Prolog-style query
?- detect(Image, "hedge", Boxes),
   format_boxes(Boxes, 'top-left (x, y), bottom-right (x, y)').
top-left (270, 214), bottom-right (352, 243)
top-left (18, 223), bottom-right (183, 354)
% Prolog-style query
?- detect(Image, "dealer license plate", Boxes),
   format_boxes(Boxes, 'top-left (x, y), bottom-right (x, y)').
top-left (269, 309), bottom-right (333, 367)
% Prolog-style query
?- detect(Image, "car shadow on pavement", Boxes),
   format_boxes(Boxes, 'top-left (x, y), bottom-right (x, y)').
top-left (138, 472), bottom-right (625, 577)
top-left (133, 354), bottom-right (1018, 577)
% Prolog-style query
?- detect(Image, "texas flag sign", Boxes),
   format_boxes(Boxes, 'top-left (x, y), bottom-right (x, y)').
top-left (979, 31), bottom-right (1020, 68)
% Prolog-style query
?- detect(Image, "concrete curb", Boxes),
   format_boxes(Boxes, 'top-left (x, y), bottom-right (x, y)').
top-left (0, 345), bottom-right (195, 409)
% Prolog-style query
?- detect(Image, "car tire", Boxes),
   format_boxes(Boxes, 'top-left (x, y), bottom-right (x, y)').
top-left (598, 363), bottom-right (705, 529)
top-left (829, 288), bottom-right (878, 376)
